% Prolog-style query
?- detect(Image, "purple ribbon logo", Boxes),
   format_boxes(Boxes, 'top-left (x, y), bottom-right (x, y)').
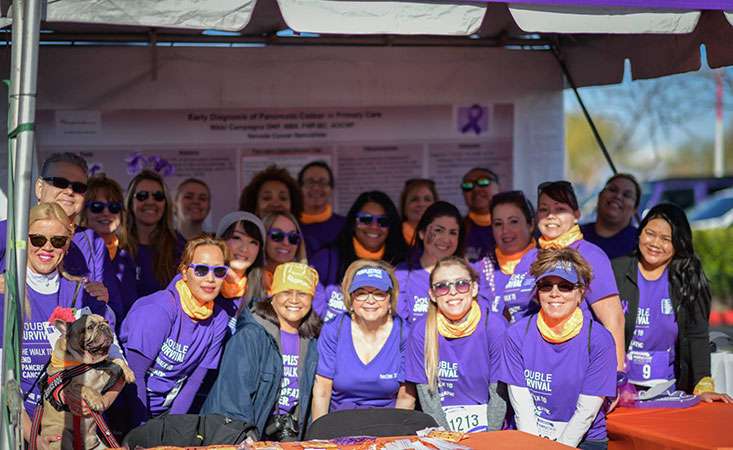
top-left (460, 104), bottom-right (486, 135)
top-left (125, 152), bottom-right (175, 177)
top-left (88, 162), bottom-right (103, 176)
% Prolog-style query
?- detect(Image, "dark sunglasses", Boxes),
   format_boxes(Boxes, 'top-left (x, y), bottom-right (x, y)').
top-left (356, 212), bottom-right (390, 228)
top-left (188, 264), bottom-right (228, 279)
top-left (269, 227), bottom-right (301, 246)
top-left (134, 190), bottom-right (166, 202)
top-left (461, 177), bottom-right (494, 192)
top-left (536, 280), bottom-right (580, 293)
top-left (28, 234), bottom-right (69, 249)
top-left (86, 201), bottom-right (123, 214)
top-left (431, 279), bottom-right (472, 297)
top-left (42, 177), bottom-right (87, 194)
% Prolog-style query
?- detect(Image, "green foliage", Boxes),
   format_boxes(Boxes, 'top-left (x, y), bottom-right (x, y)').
top-left (694, 228), bottom-right (733, 305)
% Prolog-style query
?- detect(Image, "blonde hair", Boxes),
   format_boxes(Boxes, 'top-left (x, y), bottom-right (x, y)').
top-left (424, 256), bottom-right (478, 392)
top-left (261, 211), bottom-right (308, 265)
top-left (80, 174), bottom-right (129, 250)
top-left (340, 259), bottom-right (399, 315)
top-left (177, 236), bottom-right (231, 274)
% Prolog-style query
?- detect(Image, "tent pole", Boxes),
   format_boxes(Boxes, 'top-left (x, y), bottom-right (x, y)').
top-left (551, 44), bottom-right (618, 175)
top-left (2, 0), bottom-right (41, 447)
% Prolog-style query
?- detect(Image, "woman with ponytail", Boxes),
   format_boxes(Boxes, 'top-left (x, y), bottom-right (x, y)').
top-left (405, 257), bottom-right (507, 433)
top-left (612, 203), bottom-right (732, 401)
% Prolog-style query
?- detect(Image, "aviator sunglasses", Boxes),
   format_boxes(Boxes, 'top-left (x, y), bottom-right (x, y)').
top-left (86, 201), bottom-right (123, 214)
top-left (134, 190), bottom-right (166, 202)
top-left (431, 279), bottom-right (472, 297)
top-left (42, 177), bottom-right (88, 194)
top-left (28, 234), bottom-right (69, 249)
top-left (461, 177), bottom-right (494, 192)
top-left (356, 212), bottom-right (390, 228)
top-left (188, 264), bottom-right (229, 279)
top-left (536, 280), bottom-right (580, 293)
top-left (269, 228), bottom-right (301, 246)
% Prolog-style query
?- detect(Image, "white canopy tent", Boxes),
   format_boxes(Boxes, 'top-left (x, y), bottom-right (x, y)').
top-left (2, 1), bottom-right (732, 448)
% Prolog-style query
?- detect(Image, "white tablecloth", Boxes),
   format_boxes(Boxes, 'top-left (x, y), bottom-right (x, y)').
top-left (711, 352), bottom-right (733, 397)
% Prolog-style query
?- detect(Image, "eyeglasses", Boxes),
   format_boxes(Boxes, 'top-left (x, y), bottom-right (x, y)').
top-left (431, 279), bottom-right (472, 297)
top-left (188, 264), bottom-right (229, 279)
top-left (356, 212), bottom-right (390, 228)
top-left (353, 290), bottom-right (390, 302)
top-left (269, 228), bottom-right (301, 246)
top-left (536, 280), bottom-right (581, 293)
top-left (134, 190), bottom-right (166, 202)
top-left (28, 234), bottom-right (69, 249)
top-left (86, 201), bottom-right (123, 214)
top-left (461, 177), bottom-right (494, 192)
top-left (42, 177), bottom-right (88, 194)
top-left (302, 179), bottom-right (331, 188)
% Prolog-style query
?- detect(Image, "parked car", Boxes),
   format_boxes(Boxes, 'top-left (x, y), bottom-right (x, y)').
top-left (639, 176), bottom-right (733, 216)
top-left (687, 187), bottom-right (733, 230)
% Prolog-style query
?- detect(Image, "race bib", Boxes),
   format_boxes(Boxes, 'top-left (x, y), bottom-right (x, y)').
top-left (627, 350), bottom-right (671, 384)
top-left (443, 404), bottom-right (488, 433)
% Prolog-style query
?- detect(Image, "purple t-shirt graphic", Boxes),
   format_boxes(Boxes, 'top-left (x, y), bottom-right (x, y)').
top-left (317, 315), bottom-right (406, 411)
top-left (463, 220), bottom-right (495, 263)
top-left (395, 263), bottom-right (431, 324)
top-left (498, 313), bottom-right (616, 441)
top-left (501, 240), bottom-right (619, 322)
top-left (277, 330), bottom-right (300, 415)
top-left (627, 269), bottom-right (677, 386)
top-left (120, 282), bottom-right (228, 416)
top-left (405, 307), bottom-right (507, 432)
top-left (472, 258), bottom-right (507, 315)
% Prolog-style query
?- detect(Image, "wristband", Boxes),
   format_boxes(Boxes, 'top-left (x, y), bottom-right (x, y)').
top-left (616, 371), bottom-right (628, 387)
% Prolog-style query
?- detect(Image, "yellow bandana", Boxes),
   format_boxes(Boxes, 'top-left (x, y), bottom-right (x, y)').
top-left (104, 235), bottom-right (119, 260)
top-left (468, 211), bottom-right (492, 227)
top-left (693, 376), bottom-right (716, 395)
top-left (300, 204), bottom-right (333, 225)
top-left (437, 301), bottom-right (481, 339)
top-left (268, 262), bottom-right (319, 297)
top-left (177, 279), bottom-right (214, 321)
top-left (353, 237), bottom-right (385, 260)
top-left (221, 273), bottom-right (247, 299)
top-left (51, 352), bottom-right (82, 370)
top-left (402, 222), bottom-right (416, 246)
top-left (537, 307), bottom-right (583, 344)
top-left (496, 239), bottom-right (536, 275)
top-left (538, 224), bottom-right (583, 250)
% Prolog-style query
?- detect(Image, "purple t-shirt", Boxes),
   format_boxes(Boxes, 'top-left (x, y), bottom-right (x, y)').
top-left (301, 213), bottom-right (346, 258)
top-left (104, 247), bottom-right (138, 330)
top-left (405, 307), bottom-right (506, 411)
top-left (120, 281), bottom-right (228, 416)
top-left (0, 277), bottom-right (112, 416)
top-left (134, 234), bottom-right (186, 297)
top-left (498, 313), bottom-right (616, 441)
top-left (277, 330), bottom-right (301, 415)
top-left (501, 240), bottom-right (619, 323)
top-left (317, 315), bottom-right (406, 411)
top-left (312, 283), bottom-right (348, 323)
top-left (463, 219), bottom-right (495, 263)
top-left (395, 262), bottom-right (431, 324)
top-left (626, 269), bottom-right (677, 386)
top-left (580, 223), bottom-right (637, 260)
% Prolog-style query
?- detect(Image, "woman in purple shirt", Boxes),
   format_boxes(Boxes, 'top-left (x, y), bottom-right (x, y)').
top-left (499, 248), bottom-right (616, 449)
top-left (405, 256), bottom-right (507, 433)
top-left (612, 204), bottom-right (732, 402)
top-left (125, 169), bottom-right (185, 297)
top-left (395, 201), bottom-right (464, 324)
top-left (311, 261), bottom-right (416, 419)
top-left (298, 161), bottom-right (346, 257)
top-left (120, 236), bottom-right (229, 427)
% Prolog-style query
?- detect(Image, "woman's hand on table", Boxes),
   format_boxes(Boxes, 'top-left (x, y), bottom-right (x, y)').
top-left (699, 392), bottom-right (733, 404)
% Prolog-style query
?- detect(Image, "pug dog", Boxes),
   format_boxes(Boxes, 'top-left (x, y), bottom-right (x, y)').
top-left (40, 313), bottom-right (133, 450)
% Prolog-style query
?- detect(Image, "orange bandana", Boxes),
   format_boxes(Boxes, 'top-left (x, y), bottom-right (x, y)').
top-left (402, 222), bottom-right (416, 245)
top-left (537, 307), bottom-right (583, 344)
top-left (495, 239), bottom-right (536, 275)
top-left (538, 224), bottom-right (583, 250)
top-left (221, 273), bottom-right (247, 299)
top-left (104, 235), bottom-right (119, 260)
top-left (468, 211), bottom-right (492, 227)
top-left (300, 204), bottom-right (333, 225)
top-left (353, 237), bottom-right (385, 260)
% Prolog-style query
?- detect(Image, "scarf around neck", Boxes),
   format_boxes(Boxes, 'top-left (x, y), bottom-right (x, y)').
top-left (538, 224), bottom-right (583, 250)
top-left (221, 272), bottom-right (247, 299)
top-left (27, 267), bottom-right (60, 295)
top-left (537, 306), bottom-right (583, 344)
top-left (468, 211), bottom-right (492, 227)
top-left (495, 239), bottom-right (536, 275)
top-left (437, 301), bottom-right (481, 339)
top-left (402, 221), bottom-right (416, 245)
top-left (353, 237), bottom-right (385, 260)
top-left (300, 203), bottom-right (333, 225)
top-left (177, 279), bottom-right (214, 321)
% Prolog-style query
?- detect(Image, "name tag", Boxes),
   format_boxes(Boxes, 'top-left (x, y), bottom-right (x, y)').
top-left (443, 404), bottom-right (488, 433)
top-left (627, 350), bottom-right (671, 384)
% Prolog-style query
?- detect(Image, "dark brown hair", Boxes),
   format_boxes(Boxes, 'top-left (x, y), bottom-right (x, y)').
top-left (239, 165), bottom-right (303, 219)
top-left (81, 174), bottom-right (129, 251)
top-left (253, 296), bottom-right (322, 339)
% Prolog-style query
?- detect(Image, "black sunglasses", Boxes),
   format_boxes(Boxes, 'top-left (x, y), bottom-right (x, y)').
top-left (269, 227), bottom-right (301, 245)
top-left (536, 280), bottom-right (580, 293)
top-left (134, 190), bottom-right (166, 202)
top-left (42, 177), bottom-right (87, 194)
top-left (28, 234), bottom-right (69, 249)
top-left (356, 212), bottom-right (390, 228)
top-left (188, 264), bottom-right (228, 279)
top-left (461, 177), bottom-right (494, 192)
top-left (86, 201), bottom-right (123, 214)
top-left (537, 181), bottom-right (573, 196)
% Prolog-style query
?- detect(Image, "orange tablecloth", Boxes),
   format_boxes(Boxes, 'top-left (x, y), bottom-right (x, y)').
top-left (608, 403), bottom-right (733, 450)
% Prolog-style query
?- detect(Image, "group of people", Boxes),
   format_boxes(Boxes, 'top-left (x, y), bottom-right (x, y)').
top-left (0, 152), bottom-right (731, 450)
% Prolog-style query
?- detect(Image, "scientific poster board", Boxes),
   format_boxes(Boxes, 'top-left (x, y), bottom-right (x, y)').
top-left (36, 103), bottom-right (513, 225)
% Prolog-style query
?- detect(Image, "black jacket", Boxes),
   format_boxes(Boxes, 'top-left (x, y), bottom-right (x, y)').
top-left (611, 255), bottom-right (711, 393)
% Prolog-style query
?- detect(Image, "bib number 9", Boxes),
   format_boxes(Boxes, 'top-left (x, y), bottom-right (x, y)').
top-left (642, 364), bottom-right (651, 380)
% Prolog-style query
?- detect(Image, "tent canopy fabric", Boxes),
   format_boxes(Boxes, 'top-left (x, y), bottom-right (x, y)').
top-left (1, 0), bottom-right (732, 86)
